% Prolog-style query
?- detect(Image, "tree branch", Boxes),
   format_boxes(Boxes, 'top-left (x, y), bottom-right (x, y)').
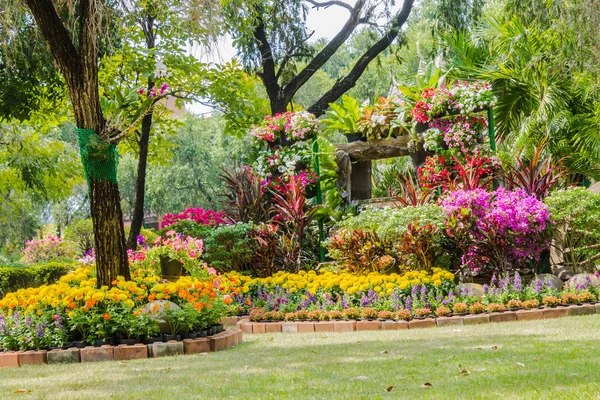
top-left (252, 8), bottom-right (280, 107)
top-left (22, 0), bottom-right (80, 80)
top-left (308, 0), bottom-right (415, 116)
top-left (282, 0), bottom-right (366, 104)
top-left (306, 0), bottom-right (354, 12)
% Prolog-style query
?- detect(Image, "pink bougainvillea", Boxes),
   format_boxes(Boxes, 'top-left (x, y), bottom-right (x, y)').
top-left (442, 187), bottom-right (552, 274)
top-left (161, 208), bottom-right (228, 228)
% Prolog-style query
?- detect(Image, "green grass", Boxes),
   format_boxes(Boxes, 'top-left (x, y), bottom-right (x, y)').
top-left (2, 315), bottom-right (600, 399)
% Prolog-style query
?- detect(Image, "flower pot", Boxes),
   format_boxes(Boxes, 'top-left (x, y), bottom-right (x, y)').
top-left (72, 341), bottom-right (88, 349)
top-left (141, 336), bottom-right (162, 345)
top-left (94, 339), bottom-right (111, 347)
top-left (118, 338), bottom-right (139, 346)
top-left (162, 334), bottom-right (181, 342)
top-left (197, 330), bottom-right (208, 338)
top-left (415, 122), bottom-right (430, 134)
top-left (345, 132), bottom-right (365, 143)
top-left (160, 257), bottom-right (184, 282)
top-left (181, 332), bottom-right (197, 340)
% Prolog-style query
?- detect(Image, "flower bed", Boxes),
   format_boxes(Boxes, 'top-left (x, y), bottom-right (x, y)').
top-left (0, 266), bottom-right (239, 351)
top-left (224, 270), bottom-right (600, 324)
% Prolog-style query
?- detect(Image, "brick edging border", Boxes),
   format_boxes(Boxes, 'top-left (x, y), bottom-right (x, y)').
top-left (0, 329), bottom-right (243, 368)
top-left (235, 303), bottom-right (600, 334)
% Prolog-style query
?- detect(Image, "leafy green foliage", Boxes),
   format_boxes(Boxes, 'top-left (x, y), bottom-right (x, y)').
top-left (0, 262), bottom-right (72, 298)
top-left (64, 219), bottom-right (94, 255)
top-left (545, 188), bottom-right (600, 271)
top-left (322, 95), bottom-right (361, 134)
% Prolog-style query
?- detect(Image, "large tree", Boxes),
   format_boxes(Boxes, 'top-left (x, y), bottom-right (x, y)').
top-left (224, 0), bottom-right (415, 117)
top-left (18, 0), bottom-right (130, 285)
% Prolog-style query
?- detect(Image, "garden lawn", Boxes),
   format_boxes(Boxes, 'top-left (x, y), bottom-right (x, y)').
top-left (2, 316), bottom-right (600, 399)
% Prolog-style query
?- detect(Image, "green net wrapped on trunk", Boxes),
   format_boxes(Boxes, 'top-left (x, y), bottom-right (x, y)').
top-left (76, 128), bottom-right (119, 186)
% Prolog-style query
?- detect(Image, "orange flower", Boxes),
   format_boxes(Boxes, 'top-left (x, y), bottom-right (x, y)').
top-left (36, 310), bottom-right (42, 316)
top-left (148, 294), bottom-right (156, 302)
top-left (111, 280), bottom-right (118, 285)
top-left (103, 313), bottom-right (111, 321)
top-left (67, 302), bottom-right (77, 309)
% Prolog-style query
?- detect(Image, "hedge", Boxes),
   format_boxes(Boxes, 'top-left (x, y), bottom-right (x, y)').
top-left (0, 262), bottom-right (73, 298)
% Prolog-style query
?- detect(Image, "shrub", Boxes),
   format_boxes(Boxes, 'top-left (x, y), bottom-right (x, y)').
top-left (201, 224), bottom-right (257, 273)
top-left (542, 296), bottom-right (560, 307)
top-left (328, 310), bottom-right (344, 320)
top-left (414, 308), bottom-right (432, 317)
top-left (162, 208), bottom-right (228, 228)
top-left (21, 236), bottom-right (78, 265)
top-left (343, 308), bottom-right (360, 320)
top-left (319, 312), bottom-right (331, 321)
top-left (469, 302), bottom-right (486, 314)
top-left (560, 293), bottom-right (578, 305)
top-left (377, 310), bottom-right (395, 320)
top-left (284, 312), bottom-right (296, 321)
top-left (327, 204), bottom-right (447, 272)
top-left (396, 309), bottom-right (412, 321)
top-left (577, 291), bottom-right (596, 303)
top-left (64, 219), bottom-right (94, 255)
top-left (435, 306), bottom-right (451, 317)
top-left (294, 310), bottom-right (309, 321)
top-left (0, 262), bottom-right (72, 298)
top-left (507, 299), bottom-right (523, 309)
top-left (360, 307), bottom-right (378, 320)
top-left (522, 299), bottom-right (540, 309)
top-left (249, 308), bottom-right (265, 322)
top-left (264, 311), bottom-right (285, 321)
top-left (452, 302), bottom-right (468, 314)
top-left (487, 303), bottom-right (506, 313)
top-left (443, 188), bottom-right (552, 275)
top-left (545, 188), bottom-right (600, 273)
top-left (307, 310), bottom-right (323, 321)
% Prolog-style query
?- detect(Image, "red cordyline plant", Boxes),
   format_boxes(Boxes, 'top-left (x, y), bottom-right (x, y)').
top-left (219, 166), bottom-right (271, 224)
top-left (270, 175), bottom-right (317, 272)
top-left (449, 154), bottom-right (499, 191)
top-left (502, 143), bottom-right (568, 200)
top-left (389, 174), bottom-right (433, 207)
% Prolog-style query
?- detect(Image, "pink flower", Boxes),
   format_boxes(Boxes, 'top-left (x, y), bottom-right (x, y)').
top-left (159, 83), bottom-right (168, 95)
top-left (166, 230), bottom-right (176, 236)
top-left (137, 88), bottom-right (145, 95)
top-left (153, 237), bottom-right (162, 245)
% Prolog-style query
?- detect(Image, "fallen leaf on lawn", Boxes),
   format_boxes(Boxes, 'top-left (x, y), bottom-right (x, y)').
top-left (459, 365), bottom-right (470, 376)
top-left (438, 355), bottom-right (454, 362)
top-left (244, 365), bottom-right (249, 370)
top-left (161, 367), bottom-right (171, 372)
top-left (119, 362), bottom-right (128, 365)
top-left (12, 389), bottom-right (31, 394)
top-left (420, 382), bottom-right (432, 388)
top-left (515, 362), bottom-right (525, 367)
top-left (380, 350), bottom-right (389, 354)
top-left (386, 386), bottom-right (395, 392)
top-left (352, 376), bottom-right (369, 381)
top-left (491, 346), bottom-right (498, 350)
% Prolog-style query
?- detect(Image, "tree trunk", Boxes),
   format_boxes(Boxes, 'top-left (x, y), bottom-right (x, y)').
top-left (90, 177), bottom-right (130, 283)
top-left (127, 85), bottom-right (154, 250)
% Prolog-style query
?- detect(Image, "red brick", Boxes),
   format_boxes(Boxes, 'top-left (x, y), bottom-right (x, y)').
top-left (209, 335), bottom-right (227, 352)
top-left (265, 323), bottom-right (282, 333)
top-left (183, 338), bottom-right (210, 354)
top-left (297, 322), bottom-right (315, 333)
top-left (281, 323), bottom-right (298, 333)
top-left (489, 311), bottom-right (517, 323)
top-left (236, 318), bottom-right (249, 329)
top-left (113, 344), bottom-right (147, 361)
top-left (569, 304), bottom-right (596, 316)
top-left (409, 319), bottom-right (437, 329)
top-left (333, 321), bottom-right (356, 332)
top-left (19, 350), bottom-right (47, 366)
top-left (436, 316), bottom-right (464, 327)
top-left (252, 323), bottom-right (266, 334)
top-left (0, 352), bottom-right (20, 368)
top-left (356, 320), bottom-right (381, 331)
top-left (240, 322), bottom-right (253, 334)
top-left (463, 314), bottom-right (490, 325)
top-left (225, 331), bottom-right (235, 348)
top-left (314, 322), bottom-right (335, 332)
top-left (542, 307), bottom-right (570, 319)
top-left (47, 348), bottom-right (80, 364)
top-left (515, 310), bottom-right (544, 321)
top-left (80, 346), bottom-right (114, 363)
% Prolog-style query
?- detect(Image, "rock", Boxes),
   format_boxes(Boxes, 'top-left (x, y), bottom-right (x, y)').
top-left (565, 273), bottom-right (600, 289)
top-left (531, 274), bottom-right (563, 290)
top-left (141, 300), bottom-right (181, 334)
top-left (47, 348), bottom-right (80, 364)
top-left (151, 341), bottom-right (184, 358)
top-left (454, 283), bottom-right (485, 299)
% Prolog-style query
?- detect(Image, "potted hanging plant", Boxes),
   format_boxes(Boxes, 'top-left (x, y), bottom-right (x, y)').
top-left (149, 231), bottom-right (204, 281)
top-left (322, 95), bottom-right (364, 142)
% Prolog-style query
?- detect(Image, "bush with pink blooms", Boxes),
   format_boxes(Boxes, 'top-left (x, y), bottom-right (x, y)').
top-left (161, 207), bottom-right (228, 228)
top-left (21, 236), bottom-right (78, 265)
top-left (443, 187), bottom-right (552, 275)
